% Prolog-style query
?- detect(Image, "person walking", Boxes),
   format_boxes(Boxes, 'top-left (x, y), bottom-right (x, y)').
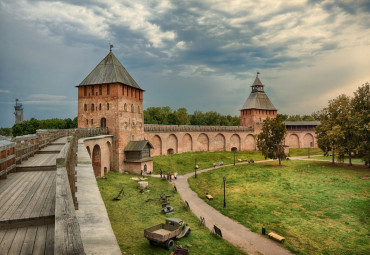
top-left (174, 172), bottom-right (178, 180)
top-left (160, 169), bottom-right (163, 178)
top-left (169, 172), bottom-right (172, 182)
top-left (213, 162), bottom-right (216, 168)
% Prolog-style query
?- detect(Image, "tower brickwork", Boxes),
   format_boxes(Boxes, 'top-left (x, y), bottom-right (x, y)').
top-left (240, 73), bottom-right (277, 132)
top-left (77, 51), bottom-right (146, 172)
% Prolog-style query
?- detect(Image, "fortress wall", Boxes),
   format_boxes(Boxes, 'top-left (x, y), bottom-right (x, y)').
top-left (143, 125), bottom-right (317, 156)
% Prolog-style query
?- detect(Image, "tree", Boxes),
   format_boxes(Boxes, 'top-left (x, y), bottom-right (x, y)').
top-left (351, 83), bottom-right (370, 166)
top-left (316, 95), bottom-right (352, 164)
top-left (257, 114), bottom-right (287, 166)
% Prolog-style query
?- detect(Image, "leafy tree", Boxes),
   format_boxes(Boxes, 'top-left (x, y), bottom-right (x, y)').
top-left (351, 83), bottom-right (370, 165)
top-left (0, 128), bottom-right (12, 136)
top-left (257, 114), bottom-right (287, 166)
top-left (174, 108), bottom-right (190, 125)
top-left (316, 95), bottom-right (352, 164)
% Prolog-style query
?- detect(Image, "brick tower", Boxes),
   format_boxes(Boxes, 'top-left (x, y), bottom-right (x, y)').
top-left (77, 48), bottom-right (152, 173)
top-left (240, 73), bottom-right (277, 131)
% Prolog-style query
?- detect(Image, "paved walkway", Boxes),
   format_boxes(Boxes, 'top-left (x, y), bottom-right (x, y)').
top-left (75, 139), bottom-right (121, 255)
top-left (172, 161), bottom-right (293, 255)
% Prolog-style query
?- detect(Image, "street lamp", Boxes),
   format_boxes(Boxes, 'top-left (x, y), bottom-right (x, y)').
top-left (194, 158), bottom-right (197, 178)
top-left (223, 176), bottom-right (226, 208)
top-left (308, 147), bottom-right (310, 158)
top-left (233, 150), bottom-right (236, 166)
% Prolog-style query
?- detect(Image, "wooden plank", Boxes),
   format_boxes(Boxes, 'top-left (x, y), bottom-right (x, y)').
top-left (30, 173), bottom-right (56, 218)
top-left (0, 172), bottom-right (41, 219)
top-left (10, 171), bottom-right (48, 220)
top-left (0, 171), bottom-right (27, 194)
top-left (40, 174), bottom-right (56, 217)
top-left (0, 172), bottom-right (29, 200)
top-left (45, 224), bottom-right (54, 254)
top-left (19, 226), bottom-right (37, 255)
top-left (1, 172), bottom-right (45, 221)
top-left (8, 227), bottom-right (27, 255)
top-left (20, 172), bottom-right (55, 219)
top-left (55, 167), bottom-right (85, 254)
top-left (0, 229), bottom-right (7, 244)
top-left (32, 225), bottom-right (47, 255)
top-left (0, 228), bottom-right (16, 254)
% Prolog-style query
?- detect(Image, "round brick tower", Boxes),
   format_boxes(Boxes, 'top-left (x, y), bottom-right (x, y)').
top-left (240, 73), bottom-right (277, 132)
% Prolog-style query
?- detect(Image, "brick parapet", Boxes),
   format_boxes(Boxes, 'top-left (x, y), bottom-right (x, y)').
top-left (144, 124), bottom-right (253, 133)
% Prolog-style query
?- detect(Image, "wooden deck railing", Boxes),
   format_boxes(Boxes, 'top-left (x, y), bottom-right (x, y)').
top-left (65, 128), bottom-right (108, 210)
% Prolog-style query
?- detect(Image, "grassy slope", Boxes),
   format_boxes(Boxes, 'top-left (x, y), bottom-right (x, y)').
top-left (97, 172), bottom-right (244, 255)
top-left (153, 150), bottom-right (266, 175)
top-left (188, 161), bottom-right (370, 255)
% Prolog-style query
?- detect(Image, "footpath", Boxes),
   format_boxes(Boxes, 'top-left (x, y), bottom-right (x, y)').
top-left (75, 139), bottom-right (121, 255)
top-left (173, 161), bottom-right (293, 255)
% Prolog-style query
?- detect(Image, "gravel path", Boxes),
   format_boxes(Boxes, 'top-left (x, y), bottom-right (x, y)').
top-left (171, 161), bottom-right (294, 255)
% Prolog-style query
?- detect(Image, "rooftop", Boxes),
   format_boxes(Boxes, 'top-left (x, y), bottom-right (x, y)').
top-left (78, 51), bottom-right (142, 90)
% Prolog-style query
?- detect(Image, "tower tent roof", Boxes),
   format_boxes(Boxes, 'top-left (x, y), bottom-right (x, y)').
top-left (78, 52), bottom-right (142, 90)
top-left (241, 92), bottom-right (277, 110)
top-left (241, 73), bottom-right (277, 110)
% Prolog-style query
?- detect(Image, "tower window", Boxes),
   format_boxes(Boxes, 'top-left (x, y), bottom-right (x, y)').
top-left (131, 104), bottom-right (134, 112)
top-left (86, 119), bottom-right (88, 125)
top-left (99, 85), bottom-right (102, 95)
top-left (107, 84), bottom-right (110, 95)
top-left (91, 119), bottom-right (94, 124)
top-left (91, 104), bottom-right (94, 111)
top-left (84, 87), bottom-right (87, 96)
top-left (124, 103), bottom-right (127, 112)
top-left (92, 85), bottom-right (94, 95)
top-left (107, 103), bottom-right (110, 110)
top-left (84, 104), bottom-right (87, 111)
top-left (99, 104), bottom-right (101, 110)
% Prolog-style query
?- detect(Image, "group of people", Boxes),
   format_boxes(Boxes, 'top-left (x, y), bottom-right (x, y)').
top-left (213, 161), bottom-right (224, 168)
top-left (159, 169), bottom-right (177, 181)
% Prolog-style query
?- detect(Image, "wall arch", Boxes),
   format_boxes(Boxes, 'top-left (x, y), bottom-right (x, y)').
top-left (92, 145), bottom-right (101, 177)
top-left (214, 134), bottom-right (226, 151)
top-left (197, 133), bottom-right (209, 151)
top-left (151, 135), bottom-right (162, 156)
top-left (167, 134), bottom-right (178, 154)
top-left (303, 133), bottom-right (314, 148)
top-left (245, 134), bottom-right (255, 150)
top-left (287, 134), bottom-right (300, 148)
top-left (230, 134), bottom-right (241, 151)
top-left (182, 133), bottom-right (192, 152)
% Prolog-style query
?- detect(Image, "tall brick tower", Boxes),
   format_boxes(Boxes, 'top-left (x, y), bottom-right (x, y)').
top-left (240, 73), bottom-right (277, 131)
top-left (77, 48), bottom-right (152, 172)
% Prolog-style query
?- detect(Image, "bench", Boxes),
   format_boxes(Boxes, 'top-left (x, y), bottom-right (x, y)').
top-left (268, 232), bottom-right (285, 243)
top-left (205, 194), bottom-right (213, 200)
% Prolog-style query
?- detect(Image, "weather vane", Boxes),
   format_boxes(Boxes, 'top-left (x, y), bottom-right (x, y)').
top-left (110, 44), bottom-right (114, 53)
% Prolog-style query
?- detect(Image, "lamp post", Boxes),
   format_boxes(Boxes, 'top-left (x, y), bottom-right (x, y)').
top-left (308, 147), bottom-right (310, 158)
top-left (233, 150), bottom-right (236, 166)
top-left (194, 158), bottom-right (197, 178)
top-left (223, 176), bottom-right (226, 208)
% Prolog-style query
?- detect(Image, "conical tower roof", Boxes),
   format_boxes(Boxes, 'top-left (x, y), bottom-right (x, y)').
top-left (241, 73), bottom-right (276, 110)
top-left (78, 51), bottom-right (142, 90)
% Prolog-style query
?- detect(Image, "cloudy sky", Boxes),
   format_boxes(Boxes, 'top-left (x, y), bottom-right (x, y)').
top-left (0, 0), bottom-right (369, 127)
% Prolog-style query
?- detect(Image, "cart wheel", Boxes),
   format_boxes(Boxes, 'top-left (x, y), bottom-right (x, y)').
top-left (165, 239), bottom-right (174, 250)
top-left (185, 229), bottom-right (191, 237)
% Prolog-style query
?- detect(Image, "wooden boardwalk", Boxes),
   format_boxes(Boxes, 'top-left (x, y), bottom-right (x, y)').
top-left (0, 137), bottom-right (67, 255)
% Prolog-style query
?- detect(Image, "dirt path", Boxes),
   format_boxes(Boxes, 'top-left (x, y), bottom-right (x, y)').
top-left (172, 161), bottom-right (294, 255)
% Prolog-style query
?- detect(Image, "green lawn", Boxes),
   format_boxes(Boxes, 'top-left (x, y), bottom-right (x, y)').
top-left (288, 148), bottom-right (324, 157)
top-left (153, 150), bottom-right (266, 175)
top-left (188, 161), bottom-right (370, 255)
top-left (310, 155), bottom-right (365, 164)
top-left (97, 172), bottom-right (244, 255)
